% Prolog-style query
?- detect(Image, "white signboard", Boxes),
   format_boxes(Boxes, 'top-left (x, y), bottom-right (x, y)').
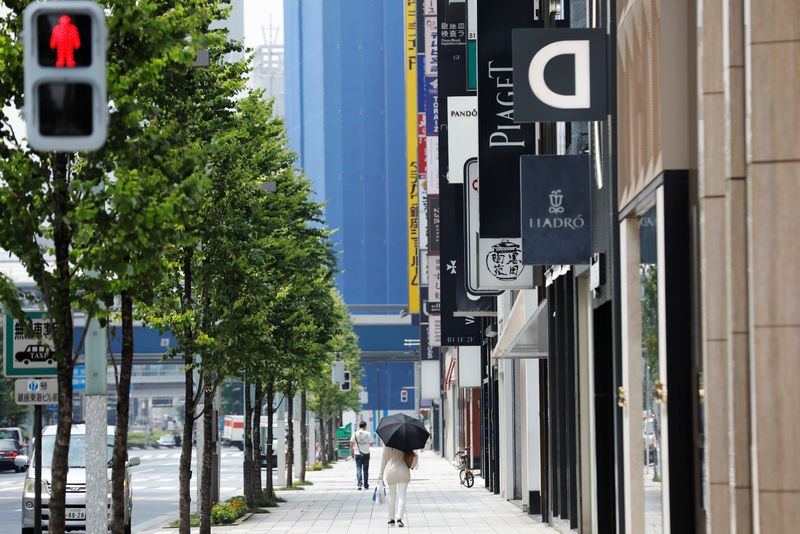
top-left (447, 96), bottom-right (479, 184)
top-left (429, 313), bottom-right (442, 348)
top-left (457, 346), bottom-right (482, 388)
top-left (4, 312), bottom-right (57, 377)
top-left (420, 360), bottom-right (441, 400)
top-left (15, 378), bottom-right (58, 405)
top-left (426, 137), bottom-right (439, 195)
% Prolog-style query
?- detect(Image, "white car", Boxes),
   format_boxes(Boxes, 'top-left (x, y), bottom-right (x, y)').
top-left (157, 434), bottom-right (178, 447)
top-left (16, 424), bottom-right (139, 534)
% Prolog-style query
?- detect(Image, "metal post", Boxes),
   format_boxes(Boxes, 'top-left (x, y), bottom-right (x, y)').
top-left (195, 382), bottom-right (203, 510)
top-left (276, 398), bottom-right (286, 487)
top-left (34, 405), bottom-right (42, 534)
top-left (211, 387), bottom-right (221, 504)
top-left (85, 313), bottom-right (108, 534)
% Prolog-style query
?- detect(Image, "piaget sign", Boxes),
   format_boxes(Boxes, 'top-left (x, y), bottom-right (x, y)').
top-left (520, 155), bottom-right (591, 265)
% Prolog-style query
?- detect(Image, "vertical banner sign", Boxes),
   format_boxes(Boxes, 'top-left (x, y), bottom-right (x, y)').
top-left (405, 0), bottom-right (420, 315)
top-left (466, 0), bottom-right (477, 91)
top-left (520, 155), bottom-right (592, 264)
top-left (476, 1), bottom-right (535, 238)
top-left (440, 184), bottom-right (484, 345)
top-left (437, 0), bottom-right (465, 188)
top-left (424, 0), bottom-right (441, 350)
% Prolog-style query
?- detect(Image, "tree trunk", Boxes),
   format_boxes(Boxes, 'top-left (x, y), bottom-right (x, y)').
top-left (111, 291), bottom-right (134, 534)
top-left (285, 385), bottom-right (294, 487)
top-left (178, 249), bottom-right (196, 534)
top-left (300, 391), bottom-right (308, 483)
top-left (243, 379), bottom-right (254, 509)
top-left (318, 415), bottom-right (327, 465)
top-left (327, 417), bottom-right (335, 462)
top-left (199, 380), bottom-right (214, 534)
top-left (252, 379), bottom-right (264, 500)
top-left (265, 377), bottom-right (275, 498)
top-left (48, 153), bottom-right (74, 534)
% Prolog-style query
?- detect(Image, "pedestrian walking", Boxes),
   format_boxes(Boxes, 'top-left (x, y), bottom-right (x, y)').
top-left (350, 421), bottom-right (373, 490)
top-left (378, 446), bottom-right (418, 527)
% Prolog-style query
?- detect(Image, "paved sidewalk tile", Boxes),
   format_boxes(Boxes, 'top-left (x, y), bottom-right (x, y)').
top-left (145, 448), bottom-right (559, 534)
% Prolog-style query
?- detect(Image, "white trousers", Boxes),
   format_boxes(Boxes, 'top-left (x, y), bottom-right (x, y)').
top-left (387, 482), bottom-right (408, 521)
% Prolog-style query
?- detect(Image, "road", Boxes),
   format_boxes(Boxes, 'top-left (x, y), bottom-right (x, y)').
top-left (0, 445), bottom-right (270, 532)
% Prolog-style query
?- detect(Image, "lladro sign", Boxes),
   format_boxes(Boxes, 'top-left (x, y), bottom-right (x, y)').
top-left (520, 155), bottom-right (591, 265)
top-left (512, 29), bottom-right (607, 122)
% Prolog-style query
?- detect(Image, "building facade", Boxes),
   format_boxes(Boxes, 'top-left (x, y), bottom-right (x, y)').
top-left (426, 0), bottom-right (800, 533)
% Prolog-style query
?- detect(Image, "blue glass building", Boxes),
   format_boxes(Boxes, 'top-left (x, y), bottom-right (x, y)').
top-left (284, 0), bottom-right (408, 306)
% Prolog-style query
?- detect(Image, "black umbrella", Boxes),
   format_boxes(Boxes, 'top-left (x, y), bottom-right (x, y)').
top-left (376, 413), bottom-right (430, 452)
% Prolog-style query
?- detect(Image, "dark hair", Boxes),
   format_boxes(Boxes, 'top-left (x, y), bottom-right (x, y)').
top-left (358, 421), bottom-right (367, 429)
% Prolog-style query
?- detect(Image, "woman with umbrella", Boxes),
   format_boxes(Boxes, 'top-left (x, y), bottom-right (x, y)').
top-left (377, 414), bottom-right (429, 527)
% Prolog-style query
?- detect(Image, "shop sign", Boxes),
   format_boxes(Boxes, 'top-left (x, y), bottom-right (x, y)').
top-left (512, 28), bottom-right (607, 122)
top-left (520, 155), bottom-right (591, 265)
top-left (476, 0), bottom-right (535, 238)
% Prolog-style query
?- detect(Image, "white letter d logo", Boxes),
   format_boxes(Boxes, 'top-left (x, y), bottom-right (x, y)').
top-left (528, 40), bottom-right (591, 109)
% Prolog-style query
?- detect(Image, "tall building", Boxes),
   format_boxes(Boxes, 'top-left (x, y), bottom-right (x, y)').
top-left (284, 0), bottom-right (408, 307)
top-left (251, 42), bottom-right (285, 116)
top-left (283, 0), bottom-right (417, 426)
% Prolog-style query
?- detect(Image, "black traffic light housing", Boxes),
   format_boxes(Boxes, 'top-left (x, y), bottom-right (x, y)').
top-left (23, 1), bottom-right (107, 151)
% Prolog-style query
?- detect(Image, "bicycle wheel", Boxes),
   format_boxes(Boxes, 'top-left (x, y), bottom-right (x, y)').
top-left (459, 468), bottom-right (466, 485)
top-left (465, 471), bottom-right (475, 488)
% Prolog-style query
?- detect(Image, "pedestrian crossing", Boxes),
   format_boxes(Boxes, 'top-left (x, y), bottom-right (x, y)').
top-left (132, 449), bottom-right (244, 461)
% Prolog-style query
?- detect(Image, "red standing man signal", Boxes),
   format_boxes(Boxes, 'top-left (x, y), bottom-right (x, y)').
top-left (50, 15), bottom-right (81, 68)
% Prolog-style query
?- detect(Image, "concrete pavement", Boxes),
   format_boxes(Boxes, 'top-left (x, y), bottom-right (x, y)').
top-left (142, 447), bottom-right (558, 533)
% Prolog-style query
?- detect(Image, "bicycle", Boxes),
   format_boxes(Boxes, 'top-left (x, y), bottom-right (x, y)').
top-left (457, 446), bottom-right (475, 488)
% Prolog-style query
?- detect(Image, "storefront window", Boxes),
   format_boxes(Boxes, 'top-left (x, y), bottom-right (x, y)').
top-left (640, 206), bottom-right (663, 533)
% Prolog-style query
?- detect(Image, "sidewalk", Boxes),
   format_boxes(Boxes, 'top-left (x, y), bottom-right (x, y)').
top-left (143, 448), bottom-right (559, 533)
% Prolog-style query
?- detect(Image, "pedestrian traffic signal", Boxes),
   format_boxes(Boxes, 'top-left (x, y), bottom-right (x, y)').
top-left (23, 1), bottom-right (107, 151)
top-left (340, 371), bottom-right (351, 392)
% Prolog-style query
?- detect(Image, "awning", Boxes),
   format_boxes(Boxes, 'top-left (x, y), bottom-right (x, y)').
top-left (492, 291), bottom-right (548, 359)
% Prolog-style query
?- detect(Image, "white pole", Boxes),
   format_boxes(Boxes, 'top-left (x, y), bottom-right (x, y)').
top-left (276, 399), bottom-right (286, 487)
top-left (84, 314), bottom-right (107, 534)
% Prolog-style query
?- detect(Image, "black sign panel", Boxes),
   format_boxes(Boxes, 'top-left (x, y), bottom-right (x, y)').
top-left (520, 155), bottom-right (592, 265)
top-left (441, 183), bottom-right (488, 346)
top-left (419, 286), bottom-right (441, 361)
top-left (477, 1), bottom-right (536, 238)
top-left (442, 182), bottom-right (495, 315)
top-left (513, 29), bottom-right (607, 122)
top-left (437, 0), bottom-right (467, 187)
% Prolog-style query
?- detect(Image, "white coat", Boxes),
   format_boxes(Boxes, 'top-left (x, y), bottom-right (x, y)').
top-left (379, 446), bottom-right (418, 485)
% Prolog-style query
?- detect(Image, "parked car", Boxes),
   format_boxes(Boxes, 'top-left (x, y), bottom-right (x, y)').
top-left (156, 434), bottom-right (178, 448)
top-left (0, 427), bottom-right (26, 449)
top-left (0, 439), bottom-right (23, 472)
top-left (16, 424), bottom-right (139, 534)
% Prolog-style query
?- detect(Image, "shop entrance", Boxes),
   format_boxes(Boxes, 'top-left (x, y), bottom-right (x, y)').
top-left (619, 176), bottom-right (697, 534)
